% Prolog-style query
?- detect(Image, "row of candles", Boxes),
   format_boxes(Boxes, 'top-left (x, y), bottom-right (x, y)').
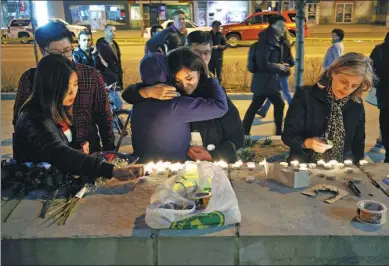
top-left (143, 159), bottom-right (369, 175)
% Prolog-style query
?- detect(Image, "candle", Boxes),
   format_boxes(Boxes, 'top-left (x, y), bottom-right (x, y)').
top-left (329, 160), bottom-right (338, 166)
top-left (308, 163), bottom-right (317, 169)
top-left (156, 167), bottom-right (165, 175)
top-left (215, 160), bottom-right (228, 169)
top-left (299, 167), bottom-right (308, 171)
top-left (336, 163), bottom-right (345, 169)
top-left (344, 167), bottom-right (354, 173)
top-left (290, 160), bottom-right (299, 167)
top-left (144, 162), bottom-right (156, 174)
top-left (170, 163), bottom-right (183, 173)
top-left (359, 159), bottom-right (368, 166)
top-left (280, 162), bottom-right (289, 167)
top-left (232, 160), bottom-right (243, 169)
top-left (344, 160), bottom-right (353, 166)
top-left (317, 160), bottom-right (325, 166)
top-left (246, 162), bottom-right (256, 170)
top-left (323, 163), bottom-right (333, 169)
top-left (299, 163), bottom-right (307, 169)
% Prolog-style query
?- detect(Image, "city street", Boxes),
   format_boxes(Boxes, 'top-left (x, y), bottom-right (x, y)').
top-left (1, 39), bottom-right (382, 83)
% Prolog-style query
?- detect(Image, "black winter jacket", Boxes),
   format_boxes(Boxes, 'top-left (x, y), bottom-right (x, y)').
top-left (251, 27), bottom-right (294, 95)
top-left (14, 106), bottom-right (114, 178)
top-left (145, 26), bottom-right (186, 54)
top-left (96, 38), bottom-right (123, 87)
top-left (282, 85), bottom-right (365, 163)
top-left (370, 32), bottom-right (389, 109)
top-left (122, 83), bottom-right (244, 163)
top-left (72, 47), bottom-right (101, 69)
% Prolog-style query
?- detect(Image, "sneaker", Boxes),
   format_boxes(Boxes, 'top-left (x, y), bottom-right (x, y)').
top-left (375, 140), bottom-right (384, 149)
top-left (256, 108), bottom-right (266, 118)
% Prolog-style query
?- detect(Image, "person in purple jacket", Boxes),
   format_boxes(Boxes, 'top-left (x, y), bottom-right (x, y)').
top-left (130, 48), bottom-right (228, 162)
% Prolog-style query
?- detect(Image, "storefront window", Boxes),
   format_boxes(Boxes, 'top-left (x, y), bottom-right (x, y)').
top-left (207, 1), bottom-right (248, 26)
top-left (166, 5), bottom-right (191, 21)
top-left (69, 4), bottom-right (126, 29)
top-left (1, 0), bottom-right (32, 27)
top-left (130, 4), bottom-right (141, 29)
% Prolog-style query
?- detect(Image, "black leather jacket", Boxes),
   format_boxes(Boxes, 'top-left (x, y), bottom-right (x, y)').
top-left (14, 106), bottom-right (113, 178)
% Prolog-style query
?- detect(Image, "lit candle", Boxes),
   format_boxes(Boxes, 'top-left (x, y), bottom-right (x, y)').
top-left (299, 163), bottom-right (307, 169)
top-left (317, 160), bottom-right (325, 166)
top-left (280, 162), bottom-right (289, 167)
top-left (170, 163), bottom-right (183, 173)
top-left (144, 162), bottom-right (155, 174)
top-left (329, 160), bottom-right (338, 166)
top-left (232, 160), bottom-right (243, 169)
top-left (344, 159), bottom-right (353, 166)
top-left (359, 159), bottom-right (369, 166)
top-left (156, 167), bottom-right (165, 175)
top-left (246, 162), bottom-right (256, 170)
top-left (290, 160), bottom-right (299, 167)
top-left (299, 166), bottom-right (308, 171)
top-left (215, 160), bottom-right (228, 169)
top-left (336, 162), bottom-right (345, 169)
top-left (323, 162), bottom-right (333, 169)
top-left (308, 163), bottom-right (317, 169)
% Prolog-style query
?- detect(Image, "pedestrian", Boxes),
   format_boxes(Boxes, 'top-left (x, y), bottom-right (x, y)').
top-left (156, 32), bottom-right (184, 55)
top-left (96, 24), bottom-right (123, 110)
top-left (13, 21), bottom-right (115, 154)
top-left (209, 20), bottom-right (228, 82)
top-left (282, 53), bottom-right (375, 163)
top-left (122, 31), bottom-right (244, 162)
top-left (150, 24), bottom-right (163, 37)
top-left (243, 15), bottom-right (288, 136)
top-left (145, 10), bottom-right (186, 54)
top-left (370, 32), bottom-right (389, 162)
top-left (323, 28), bottom-right (344, 69)
top-left (14, 54), bottom-right (138, 181)
top-left (128, 49), bottom-right (228, 162)
top-left (256, 27), bottom-right (295, 118)
top-left (73, 30), bottom-right (103, 68)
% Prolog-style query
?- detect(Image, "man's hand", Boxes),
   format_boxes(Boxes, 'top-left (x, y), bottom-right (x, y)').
top-left (303, 138), bottom-right (329, 154)
top-left (112, 164), bottom-right (143, 181)
top-left (140, 84), bottom-right (178, 100)
top-left (188, 146), bottom-right (213, 161)
top-left (279, 63), bottom-right (290, 72)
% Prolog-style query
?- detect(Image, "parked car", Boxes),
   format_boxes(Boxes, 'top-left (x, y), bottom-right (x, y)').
top-left (221, 10), bottom-right (309, 47)
top-left (143, 20), bottom-right (212, 39)
top-left (6, 18), bottom-right (87, 44)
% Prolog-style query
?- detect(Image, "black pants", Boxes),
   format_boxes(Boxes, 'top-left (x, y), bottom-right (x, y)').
top-left (379, 108), bottom-right (389, 162)
top-left (243, 92), bottom-right (285, 135)
top-left (209, 58), bottom-right (223, 82)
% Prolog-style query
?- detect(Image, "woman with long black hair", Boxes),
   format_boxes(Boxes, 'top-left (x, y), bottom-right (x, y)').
top-left (14, 54), bottom-right (137, 181)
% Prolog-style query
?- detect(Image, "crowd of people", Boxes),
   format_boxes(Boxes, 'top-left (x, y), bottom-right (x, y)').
top-left (10, 9), bottom-right (388, 182)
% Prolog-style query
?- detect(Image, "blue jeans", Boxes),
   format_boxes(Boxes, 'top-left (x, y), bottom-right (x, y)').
top-left (259, 76), bottom-right (293, 116)
top-left (109, 90), bottom-right (123, 111)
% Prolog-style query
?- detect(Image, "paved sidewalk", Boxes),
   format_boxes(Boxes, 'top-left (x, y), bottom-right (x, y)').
top-left (1, 93), bottom-right (385, 162)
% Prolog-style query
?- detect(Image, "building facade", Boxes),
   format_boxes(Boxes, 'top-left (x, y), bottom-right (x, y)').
top-left (1, 0), bottom-right (388, 29)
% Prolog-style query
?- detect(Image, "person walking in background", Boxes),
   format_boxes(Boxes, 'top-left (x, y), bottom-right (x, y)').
top-left (150, 24), bottom-right (163, 37)
top-left (156, 32), bottom-right (184, 55)
top-left (145, 10), bottom-right (187, 54)
top-left (370, 32), bottom-right (389, 162)
top-left (96, 24), bottom-right (123, 110)
top-left (209, 20), bottom-right (228, 83)
top-left (73, 30), bottom-right (102, 68)
top-left (243, 15), bottom-right (288, 136)
top-left (323, 29), bottom-right (344, 69)
top-left (256, 27), bottom-right (295, 118)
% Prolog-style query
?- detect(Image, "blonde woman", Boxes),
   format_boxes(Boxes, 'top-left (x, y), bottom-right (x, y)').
top-left (282, 53), bottom-right (376, 163)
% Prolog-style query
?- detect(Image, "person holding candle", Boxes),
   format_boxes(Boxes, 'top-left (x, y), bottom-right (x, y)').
top-left (282, 53), bottom-right (376, 163)
top-left (14, 55), bottom-right (140, 181)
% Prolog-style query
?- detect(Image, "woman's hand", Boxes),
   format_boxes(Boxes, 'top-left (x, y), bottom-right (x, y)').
top-left (188, 146), bottom-right (213, 161)
top-left (140, 84), bottom-right (178, 100)
top-left (303, 138), bottom-right (328, 153)
top-left (112, 165), bottom-right (143, 181)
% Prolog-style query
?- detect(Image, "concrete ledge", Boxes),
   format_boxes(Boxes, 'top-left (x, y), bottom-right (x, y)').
top-left (240, 235), bottom-right (389, 265)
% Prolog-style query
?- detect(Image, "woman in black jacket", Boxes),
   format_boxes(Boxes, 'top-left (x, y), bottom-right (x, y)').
top-left (14, 54), bottom-right (137, 181)
top-left (282, 53), bottom-right (376, 163)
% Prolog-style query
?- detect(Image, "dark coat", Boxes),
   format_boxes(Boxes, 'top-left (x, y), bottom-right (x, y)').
top-left (282, 85), bottom-right (365, 163)
top-left (14, 105), bottom-right (113, 178)
top-left (72, 47), bottom-right (101, 69)
top-left (370, 32), bottom-right (389, 109)
top-left (96, 38), bottom-right (123, 87)
top-left (122, 81), bottom-right (243, 163)
top-left (251, 27), bottom-right (294, 95)
top-left (145, 26), bottom-right (186, 54)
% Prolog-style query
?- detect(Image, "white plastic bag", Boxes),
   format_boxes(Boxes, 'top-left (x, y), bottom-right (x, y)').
top-left (145, 161), bottom-right (241, 229)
